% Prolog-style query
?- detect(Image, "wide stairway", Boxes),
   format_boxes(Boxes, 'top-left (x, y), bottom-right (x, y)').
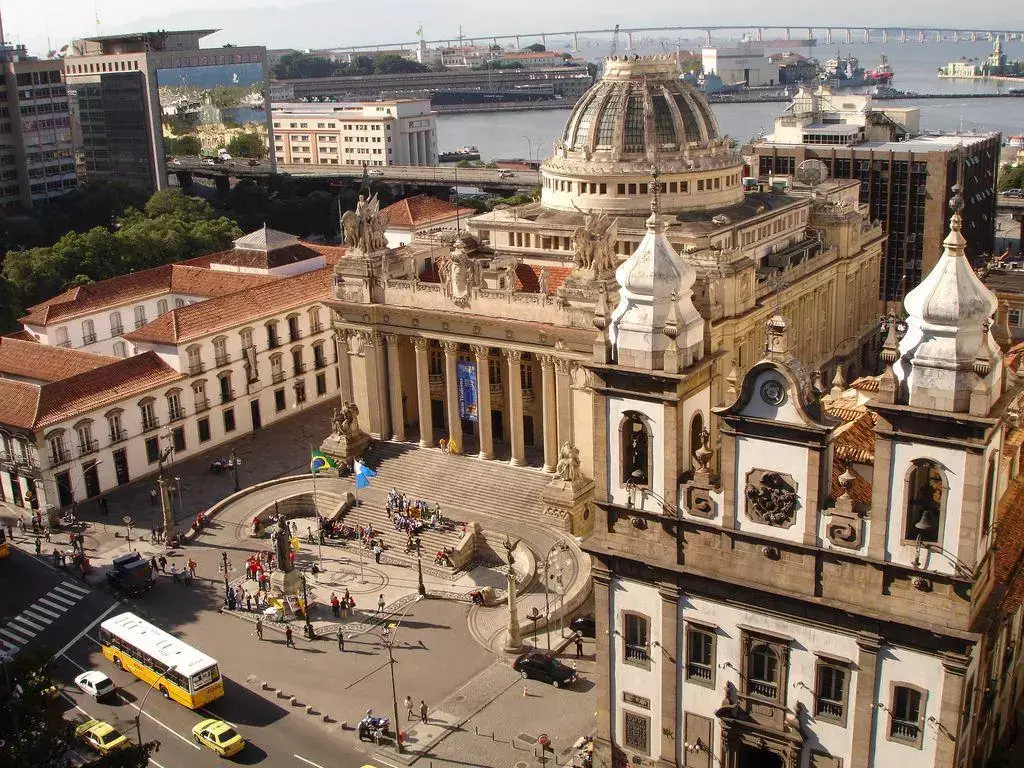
top-left (335, 440), bottom-right (556, 568)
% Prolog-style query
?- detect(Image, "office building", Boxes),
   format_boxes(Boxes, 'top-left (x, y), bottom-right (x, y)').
top-left (752, 86), bottom-right (1000, 301)
top-left (271, 100), bottom-right (436, 167)
top-left (64, 29), bottom-right (271, 192)
top-left (0, 33), bottom-right (76, 208)
top-left (702, 45), bottom-right (779, 87)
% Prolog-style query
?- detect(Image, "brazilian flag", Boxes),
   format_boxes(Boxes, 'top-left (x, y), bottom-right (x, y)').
top-left (310, 450), bottom-right (339, 475)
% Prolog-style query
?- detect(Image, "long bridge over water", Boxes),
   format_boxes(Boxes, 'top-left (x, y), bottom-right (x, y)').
top-left (332, 24), bottom-right (1024, 53)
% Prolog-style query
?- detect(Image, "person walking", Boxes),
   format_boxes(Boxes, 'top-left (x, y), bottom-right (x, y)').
top-left (98, 496), bottom-right (108, 516)
top-left (158, 555), bottom-right (167, 573)
top-left (575, 634), bottom-right (584, 658)
top-left (285, 625), bottom-right (295, 648)
top-left (187, 558), bottom-right (197, 579)
top-left (404, 695), bottom-right (413, 721)
top-left (330, 593), bottom-right (339, 618)
top-left (5, 522), bottom-right (13, 542)
top-left (246, 594), bottom-right (252, 612)
top-left (419, 700), bottom-right (428, 724)
top-left (337, 631), bottom-right (345, 652)
top-left (170, 563), bottom-right (179, 582)
top-left (377, 594), bottom-right (385, 614)
top-left (255, 615), bottom-right (264, 640)
top-left (34, 537), bottom-right (41, 555)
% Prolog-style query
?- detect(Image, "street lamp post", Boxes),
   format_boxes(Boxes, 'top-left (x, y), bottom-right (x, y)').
top-left (527, 606), bottom-right (543, 649)
top-left (221, 551), bottom-right (230, 598)
top-left (377, 594), bottom-right (423, 755)
top-left (300, 573), bottom-right (314, 639)
top-left (415, 537), bottom-right (425, 597)
top-left (230, 449), bottom-right (241, 493)
top-left (523, 135), bottom-right (534, 164)
top-left (135, 664), bottom-right (176, 747)
top-left (124, 516), bottom-right (134, 551)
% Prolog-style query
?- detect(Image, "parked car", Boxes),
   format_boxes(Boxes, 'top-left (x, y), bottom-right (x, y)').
top-left (248, 158), bottom-right (260, 167)
top-left (75, 720), bottom-right (128, 755)
top-left (368, 169), bottom-right (385, 177)
top-left (192, 718), bottom-right (245, 757)
top-left (513, 652), bottom-right (577, 688)
top-left (73, 670), bottom-right (117, 700)
top-left (497, 170), bottom-right (515, 178)
top-left (569, 615), bottom-right (595, 638)
top-left (1004, 189), bottom-right (1024, 198)
top-left (201, 158), bottom-right (216, 166)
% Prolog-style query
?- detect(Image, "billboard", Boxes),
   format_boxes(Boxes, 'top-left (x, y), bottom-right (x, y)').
top-left (457, 361), bottom-right (478, 422)
top-left (155, 62), bottom-right (269, 160)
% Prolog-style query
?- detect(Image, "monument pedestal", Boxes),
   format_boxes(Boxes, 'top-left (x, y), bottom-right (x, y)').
top-left (542, 476), bottom-right (595, 536)
top-left (319, 430), bottom-right (370, 466)
top-left (269, 568), bottom-right (303, 598)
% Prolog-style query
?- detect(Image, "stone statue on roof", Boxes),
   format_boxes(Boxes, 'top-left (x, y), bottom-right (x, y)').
top-left (342, 193), bottom-right (390, 254)
top-left (571, 204), bottom-right (618, 277)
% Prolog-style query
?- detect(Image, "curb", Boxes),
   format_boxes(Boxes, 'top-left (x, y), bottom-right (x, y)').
top-left (244, 674), bottom-right (333, 724)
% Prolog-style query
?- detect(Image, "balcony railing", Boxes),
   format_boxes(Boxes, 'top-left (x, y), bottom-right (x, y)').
top-left (214, 354), bottom-right (230, 368)
top-left (142, 416), bottom-right (160, 432)
top-left (625, 644), bottom-right (649, 663)
top-left (188, 361), bottom-right (206, 375)
top-left (267, 336), bottom-right (280, 350)
top-left (748, 680), bottom-right (778, 700)
top-left (135, 318), bottom-right (147, 329)
top-left (890, 720), bottom-right (920, 741)
top-left (168, 407), bottom-right (186, 422)
top-left (293, 363), bottom-right (305, 375)
top-left (289, 329), bottom-right (302, 342)
top-left (78, 439), bottom-right (99, 456)
top-left (314, 357), bottom-right (327, 370)
top-left (110, 325), bottom-right (124, 337)
top-left (50, 449), bottom-right (71, 467)
top-left (194, 397), bottom-right (210, 413)
top-left (221, 389), bottom-right (234, 404)
top-left (686, 663), bottom-right (712, 681)
top-left (310, 322), bottom-right (323, 334)
top-left (55, 340), bottom-right (71, 348)
top-left (817, 700), bottom-right (844, 719)
top-left (109, 428), bottom-right (127, 444)
top-left (490, 381), bottom-right (504, 395)
top-left (271, 370), bottom-right (286, 384)
top-left (82, 333), bottom-right (97, 345)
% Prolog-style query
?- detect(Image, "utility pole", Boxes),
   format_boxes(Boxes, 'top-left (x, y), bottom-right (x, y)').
top-left (415, 537), bottom-right (425, 597)
top-left (157, 444), bottom-right (175, 542)
top-left (221, 551), bottom-right (230, 598)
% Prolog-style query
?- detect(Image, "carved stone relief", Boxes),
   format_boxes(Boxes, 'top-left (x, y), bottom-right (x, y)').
top-left (744, 469), bottom-right (799, 528)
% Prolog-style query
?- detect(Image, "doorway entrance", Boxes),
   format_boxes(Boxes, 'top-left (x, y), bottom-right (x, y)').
top-left (82, 461), bottom-right (101, 499)
top-left (113, 448), bottom-right (130, 486)
top-left (55, 471), bottom-right (73, 507)
top-left (735, 745), bottom-right (784, 768)
top-left (250, 399), bottom-right (262, 431)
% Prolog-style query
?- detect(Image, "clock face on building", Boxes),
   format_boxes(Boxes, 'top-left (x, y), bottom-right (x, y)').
top-left (760, 379), bottom-right (786, 407)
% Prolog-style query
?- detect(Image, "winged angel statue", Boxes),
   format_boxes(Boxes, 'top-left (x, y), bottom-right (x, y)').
top-left (571, 204), bottom-right (618, 276)
top-left (342, 193), bottom-right (390, 254)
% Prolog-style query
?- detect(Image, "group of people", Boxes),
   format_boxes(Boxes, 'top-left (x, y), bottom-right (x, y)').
top-left (244, 551), bottom-right (277, 592)
top-left (329, 590), bottom-right (355, 618)
top-left (149, 555), bottom-right (197, 584)
top-left (229, 582), bottom-right (270, 613)
top-left (386, 489), bottom-right (443, 528)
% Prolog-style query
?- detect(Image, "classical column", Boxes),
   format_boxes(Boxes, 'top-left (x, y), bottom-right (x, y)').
top-left (658, 583), bottom-right (681, 765)
top-left (505, 349), bottom-right (525, 467)
top-left (555, 359), bottom-right (573, 447)
top-left (934, 652), bottom-right (969, 768)
top-left (473, 345), bottom-right (494, 460)
top-left (540, 355), bottom-right (558, 473)
top-left (442, 341), bottom-right (462, 453)
top-left (373, 333), bottom-right (391, 441)
top-left (385, 334), bottom-right (405, 442)
top-left (592, 566), bottom-right (615, 767)
top-left (413, 338), bottom-right (432, 448)
top-left (849, 632), bottom-right (883, 768)
top-left (334, 329), bottom-right (353, 403)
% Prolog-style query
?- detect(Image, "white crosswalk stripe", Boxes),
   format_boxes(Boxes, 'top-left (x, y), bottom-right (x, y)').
top-left (0, 580), bottom-right (91, 655)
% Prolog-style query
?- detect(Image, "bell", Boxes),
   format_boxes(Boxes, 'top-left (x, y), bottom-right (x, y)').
top-left (914, 510), bottom-right (936, 533)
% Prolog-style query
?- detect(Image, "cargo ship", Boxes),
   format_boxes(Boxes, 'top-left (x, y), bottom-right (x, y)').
top-left (438, 145), bottom-right (481, 163)
top-left (865, 54), bottom-right (895, 86)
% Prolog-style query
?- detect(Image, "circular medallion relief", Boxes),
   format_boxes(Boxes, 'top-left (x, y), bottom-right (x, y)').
top-left (760, 379), bottom-right (786, 407)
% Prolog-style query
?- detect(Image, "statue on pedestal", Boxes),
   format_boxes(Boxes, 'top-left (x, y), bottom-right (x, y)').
top-left (571, 205), bottom-right (618, 277)
top-left (331, 402), bottom-right (361, 440)
top-left (342, 193), bottom-right (389, 254)
top-left (274, 516), bottom-right (293, 574)
top-left (555, 442), bottom-right (582, 483)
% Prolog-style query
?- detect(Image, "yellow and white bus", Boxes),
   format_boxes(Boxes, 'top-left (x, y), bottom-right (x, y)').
top-left (99, 612), bottom-right (224, 709)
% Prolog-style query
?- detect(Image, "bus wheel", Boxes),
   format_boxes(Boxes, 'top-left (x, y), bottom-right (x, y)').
top-left (159, 685), bottom-right (169, 699)
top-left (113, 657), bottom-right (123, 670)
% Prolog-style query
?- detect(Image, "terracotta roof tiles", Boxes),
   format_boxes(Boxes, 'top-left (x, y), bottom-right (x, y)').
top-left (830, 459), bottom-right (873, 506)
top-left (382, 195), bottom-right (476, 230)
top-left (0, 379), bottom-right (41, 430)
top-left (849, 375), bottom-right (880, 393)
top-left (0, 338), bottom-right (118, 383)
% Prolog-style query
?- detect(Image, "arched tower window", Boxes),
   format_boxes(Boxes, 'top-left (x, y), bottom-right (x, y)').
top-left (689, 412), bottom-right (705, 457)
top-left (982, 455), bottom-right (997, 534)
top-left (904, 459), bottom-right (947, 544)
top-left (620, 411), bottom-right (651, 488)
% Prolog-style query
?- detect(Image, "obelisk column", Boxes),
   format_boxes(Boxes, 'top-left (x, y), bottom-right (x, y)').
top-left (473, 345), bottom-right (494, 460)
top-left (540, 355), bottom-right (557, 473)
top-left (385, 334), bottom-right (405, 441)
top-left (413, 338), bottom-right (432, 448)
top-left (442, 341), bottom-right (463, 453)
top-left (506, 350), bottom-right (525, 467)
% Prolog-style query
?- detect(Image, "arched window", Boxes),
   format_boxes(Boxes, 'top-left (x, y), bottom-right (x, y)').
top-left (689, 411), bottom-right (705, 457)
top-left (620, 411), bottom-right (651, 488)
top-left (904, 459), bottom-right (946, 544)
top-left (133, 305), bottom-right (147, 329)
top-left (157, 299), bottom-right (169, 316)
top-left (81, 319), bottom-right (96, 344)
top-left (308, 306), bottom-right (322, 333)
top-left (109, 311), bottom-right (123, 336)
top-left (747, 643), bottom-right (779, 700)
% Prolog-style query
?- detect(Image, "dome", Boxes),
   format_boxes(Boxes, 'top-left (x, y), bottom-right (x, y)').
top-left (562, 57), bottom-right (721, 155)
top-left (540, 56), bottom-right (745, 215)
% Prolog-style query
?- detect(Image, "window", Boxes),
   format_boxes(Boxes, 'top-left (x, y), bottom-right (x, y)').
top-left (140, 400), bottom-right (158, 432)
top-left (690, 411), bottom-right (704, 458)
top-left (54, 326), bottom-right (69, 347)
top-left (197, 417), bottom-right (211, 443)
top-left (213, 337), bottom-right (229, 367)
top-left (271, 353), bottom-right (284, 383)
top-left (219, 373), bottom-right (233, 403)
top-left (133, 305), bottom-right (147, 329)
top-left (81, 319), bottom-right (96, 345)
top-left (223, 408), bottom-right (236, 432)
top-left (814, 660), bottom-right (849, 725)
top-left (313, 342), bottom-right (326, 369)
top-left (292, 347), bottom-right (304, 375)
top-left (175, 298), bottom-right (186, 309)
top-left (113, 341), bottom-right (127, 358)
top-left (107, 411), bottom-right (125, 442)
top-left (295, 379), bottom-right (306, 404)
top-left (171, 426), bottom-right (186, 452)
top-left (109, 311), bottom-right (123, 337)
top-left (267, 321), bottom-right (280, 349)
top-left (166, 390), bottom-right (184, 421)
top-left (982, 455), bottom-right (997, 534)
top-left (620, 412), bottom-right (651, 488)
top-left (623, 613), bottom-right (649, 664)
top-left (685, 625), bottom-right (716, 687)
top-left (274, 389), bottom-right (286, 412)
top-left (287, 314), bottom-right (301, 342)
top-left (145, 436), bottom-right (160, 464)
top-left (193, 381), bottom-right (208, 411)
top-left (743, 636), bottom-right (789, 703)
top-left (75, 421), bottom-right (96, 455)
top-left (48, 432), bottom-right (69, 464)
top-left (157, 299), bottom-right (169, 315)
top-left (308, 306), bottom-right (322, 333)
top-left (888, 684), bottom-right (926, 748)
top-left (186, 346), bottom-right (203, 374)
top-left (1009, 308), bottom-right (1022, 326)
top-left (316, 372), bottom-right (327, 396)
top-left (240, 328), bottom-right (253, 349)
top-left (622, 711), bottom-right (650, 754)
top-left (904, 459), bottom-right (945, 544)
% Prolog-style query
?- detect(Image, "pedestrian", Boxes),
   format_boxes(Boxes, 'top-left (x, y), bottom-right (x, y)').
top-left (44, 527), bottom-right (51, 542)
top-left (150, 488), bottom-right (158, 506)
top-left (285, 626), bottom-right (295, 648)
top-left (99, 496), bottom-right (108, 516)
top-left (246, 594), bottom-right (252, 612)
top-left (338, 631), bottom-right (345, 652)
top-left (150, 556), bottom-right (158, 573)
top-left (17, 516), bottom-right (25, 534)
top-left (187, 558), bottom-right (197, 579)
top-left (171, 563), bottom-right (179, 582)
top-left (158, 555), bottom-right (167, 573)
top-left (256, 615), bottom-right (264, 640)
top-left (373, 542), bottom-right (382, 564)
top-left (378, 594), bottom-right (385, 613)
top-left (5, 522), bottom-right (12, 541)
top-left (34, 537), bottom-right (41, 555)
top-left (575, 634), bottom-right (584, 658)
top-left (331, 593), bottom-right (339, 618)
top-left (419, 700), bottom-right (428, 724)
top-left (404, 695), bottom-right (413, 721)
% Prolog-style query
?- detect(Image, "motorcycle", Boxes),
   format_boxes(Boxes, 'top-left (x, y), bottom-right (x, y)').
top-left (357, 715), bottom-right (390, 742)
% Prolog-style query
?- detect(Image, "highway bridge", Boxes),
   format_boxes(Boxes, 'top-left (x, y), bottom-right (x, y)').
top-left (168, 156), bottom-right (539, 190)
top-left (330, 24), bottom-right (1024, 53)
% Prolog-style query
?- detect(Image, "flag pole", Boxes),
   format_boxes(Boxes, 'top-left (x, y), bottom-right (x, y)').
top-left (310, 446), bottom-right (322, 566)
top-left (355, 458), bottom-right (366, 584)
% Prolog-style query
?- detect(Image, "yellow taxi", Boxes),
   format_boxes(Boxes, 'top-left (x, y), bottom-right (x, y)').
top-left (75, 719), bottom-right (129, 755)
top-left (192, 718), bottom-right (245, 757)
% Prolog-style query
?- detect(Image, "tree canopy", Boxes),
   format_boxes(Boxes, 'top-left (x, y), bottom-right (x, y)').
top-left (226, 131), bottom-right (267, 159)
top-left (272, 52), bottom-right (428, 79)
top-left (525, 43), bottom-right (546, 53)
top-left (998, 163), bottom-right (1024, 191)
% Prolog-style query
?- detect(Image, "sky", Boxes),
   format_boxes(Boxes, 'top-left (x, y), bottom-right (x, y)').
top-left (0, 0), bottom-right (1020, 57)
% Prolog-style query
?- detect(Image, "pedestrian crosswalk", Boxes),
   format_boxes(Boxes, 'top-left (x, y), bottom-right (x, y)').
top-left (0, 580), bottom-right (91, 655)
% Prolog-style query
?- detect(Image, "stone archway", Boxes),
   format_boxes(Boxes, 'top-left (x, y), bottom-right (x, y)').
top-left (735, 744), bottom-right (784, 768)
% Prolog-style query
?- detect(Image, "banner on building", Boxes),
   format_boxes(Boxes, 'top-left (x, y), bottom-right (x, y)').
top-left (456, 360), bottom-right (478, 422)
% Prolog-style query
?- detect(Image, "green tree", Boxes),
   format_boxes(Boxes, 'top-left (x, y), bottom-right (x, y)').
top-left (372, 55), bottom-right (428, 74)
top-left (272, 52), bottom-right (336, 79)
top-left (142, 189), bottom-right (220, 222)
top-left (164, 135), bottom-right (202, 156)
top-left (226, 132), bottom-right (267, 159)
top-left (525, 43), bottom-right (546, 53)
top-left (998, 164), bottom-right (1024, 191)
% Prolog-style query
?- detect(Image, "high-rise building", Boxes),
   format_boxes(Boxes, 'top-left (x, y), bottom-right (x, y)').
top-left (751, 87), bottom-right (1000, 302)
top-left (63, 29), bottom-right (271, 192)
top-left (0, 24), bottom-right (76, 208)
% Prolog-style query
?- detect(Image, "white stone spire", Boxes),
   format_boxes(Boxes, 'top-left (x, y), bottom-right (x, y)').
top-left (894, 176), bottom-right (1000, 413)
top-left (608, 170), bottom-right (704, 370)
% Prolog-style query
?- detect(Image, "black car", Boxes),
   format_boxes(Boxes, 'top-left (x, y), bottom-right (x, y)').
top-left (569, 615), bottom-right (595, 638)
top-left (512, 652), bottom-right (577, 688)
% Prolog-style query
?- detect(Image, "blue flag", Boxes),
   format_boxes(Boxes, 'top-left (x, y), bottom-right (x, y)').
top-left (354, 459), bottom-right (376, 489)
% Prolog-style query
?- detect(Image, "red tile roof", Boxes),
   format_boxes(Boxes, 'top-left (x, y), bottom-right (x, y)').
top-left (0, 379), bottom-right (41, 430)
top-left (849, 376), bottom-right (880, 393)
top-left (20, 264), bottom-right (278, 326)
top-left (988, 475), bottom-right (1024, 618)
top-left (516, 264), bottom-right (572, 294)
top-left (830, 459), bottom-right (873, 506)
top-left (0, 338), bottom-right (118, 383)
top-left (4, 329), bottom-right (36, 342)
top-left (34, 352), bottom-right (183, 429)
top-left (123, 266), bottom-right (334, 345)
top-left (382, 195), bottom-right (475, 230)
